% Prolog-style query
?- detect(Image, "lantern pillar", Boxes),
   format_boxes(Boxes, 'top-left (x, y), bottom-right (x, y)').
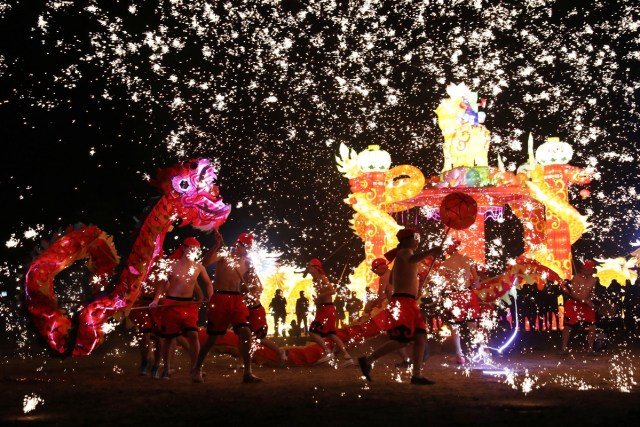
top-left (357, 145), bottom-right (392, 293)
top-left (542, 164), bottom-right (574, 279)
top-left (534, 137), bottom-right (591, 279)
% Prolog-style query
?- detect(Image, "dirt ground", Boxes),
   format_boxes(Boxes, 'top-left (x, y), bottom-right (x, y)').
top-left (1, 330), bottom-right (639, 427)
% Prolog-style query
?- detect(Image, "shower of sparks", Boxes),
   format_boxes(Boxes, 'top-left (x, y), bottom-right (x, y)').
top-left (605, 353), bottom-right (637, 392)
top-left (504, 368), bottom-right (541, 395)
top-left (2, 0), bottom-right (639, 267)
top-left (553, 374), bottom-right (597, 391)
top-left (0, 0), bottom-right (639, 396)
top-left (22, 393), bottom-right (44, 414)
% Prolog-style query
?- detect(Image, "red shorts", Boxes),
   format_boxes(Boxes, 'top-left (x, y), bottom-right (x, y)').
top-left (310, 303), bottom-right (337, 337)
top-left (447, 290), bottom-right (482, 323)
top-left (128, 298), bottom-right (154, 333)
top-left (155, 296), bottom-right (199, 338)
top-left (386, 293), bottom-right (426, 342)
top-left (206, 291), bottom-right (250, 335)
top-left (248, 304), bottom-right (268, 339)
top-left (375, 308), bottom-right (392, 331)
top-left (564, 299), bottom-right (596, 325)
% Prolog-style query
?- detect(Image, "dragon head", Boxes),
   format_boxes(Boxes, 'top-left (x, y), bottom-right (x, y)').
top-left (152, 158), bottom-right (231, 231)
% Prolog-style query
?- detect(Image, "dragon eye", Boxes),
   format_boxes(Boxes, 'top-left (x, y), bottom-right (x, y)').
top-left (171, 174), bottom-right (195, 194)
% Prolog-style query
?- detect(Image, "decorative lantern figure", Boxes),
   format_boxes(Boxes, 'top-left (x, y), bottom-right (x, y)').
top-left (357, 145), bottom-right (392, 172)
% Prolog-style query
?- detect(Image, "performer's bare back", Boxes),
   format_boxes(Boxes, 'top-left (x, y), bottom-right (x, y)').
top-left (313, 275), bottom-right (334, 304)
top-left (378, 269), bottom-right (393, 301)
top-left (570, 271), bottom-right (596, 303)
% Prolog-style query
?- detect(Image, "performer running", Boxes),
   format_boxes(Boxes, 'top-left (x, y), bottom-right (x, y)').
top-left (150, 237), bottom-right (213, 381)
top-left (194, 231), bottom-right (263, 383)
top-left (358, 228), bottom-right (442, 385)
top-left (306, 258), bottom-right (354, 367)
top-left (436, 238), bottom-right (480, 364)
top-left (363, 257), bottom-right (411, 367)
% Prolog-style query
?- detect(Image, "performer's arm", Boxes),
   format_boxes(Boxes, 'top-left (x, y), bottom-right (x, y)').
top-left (202, 228), bottom-right (225, 266)
top-left (247, 266), bottom-right (263, 294)
top-left (193, 281), bottom-right (204, 302)
top-left (470, 264), bottom-right (480, 288)
top-left (409, 246), bottom-right (443, 264)
top-left (150, 279), bottom-right (167, 307)
top-left (198, 264), bottom-right (214, 300)
top-left (364, 276), bottom-right (387, 314)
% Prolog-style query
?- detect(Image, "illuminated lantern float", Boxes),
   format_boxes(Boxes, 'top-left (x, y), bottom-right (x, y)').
top-left (337, 82), bottom-right (591, 289)
top-left (337, 144), bottom-right (424, 293)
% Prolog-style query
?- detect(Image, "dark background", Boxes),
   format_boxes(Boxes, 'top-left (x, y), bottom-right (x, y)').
top-left (1, 0), bottom-right (639, 287)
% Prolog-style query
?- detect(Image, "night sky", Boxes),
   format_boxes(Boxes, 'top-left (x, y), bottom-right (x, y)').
top-left (1, 0), bottom-right (639, 293)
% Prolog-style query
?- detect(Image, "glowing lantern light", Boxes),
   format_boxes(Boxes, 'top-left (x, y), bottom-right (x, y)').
top-left (435, 83), bottom-right (490, 172)
top-left (357, 145), bottom-right (392, 172)
top-left (594, 257), bottom-right (638, 287)
top-left (580, 189), bottom-right (591, 199)
top-left (535, 137), bottom-right (573, 165)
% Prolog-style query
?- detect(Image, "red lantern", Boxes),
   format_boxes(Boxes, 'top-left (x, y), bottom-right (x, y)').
top-left (579, 189), bottom-right (591, 199)
top-left (439, 192), bottom-right (478, 230)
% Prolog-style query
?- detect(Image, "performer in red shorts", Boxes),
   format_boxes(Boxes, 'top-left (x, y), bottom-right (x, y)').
top-left (306, 258), bottom-right (353, 367)
top-left (244, 262), bottom-right (287, 366)
top-left (560, 260), bottom-right (598, 355)
top-left (363, 257), bottom-right (411, 367)
top-left (435, 238), bottom-right (480, 364)
top-left (195, 231), bottom-right (263, 383)
top-left (358, 228), bottom-right (442, 385)
top-left (150, 237), bottom-right (213, 381)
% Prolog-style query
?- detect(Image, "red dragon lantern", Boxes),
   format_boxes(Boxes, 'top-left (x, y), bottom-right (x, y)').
top-left (24, 158), bottom-right (231, 356)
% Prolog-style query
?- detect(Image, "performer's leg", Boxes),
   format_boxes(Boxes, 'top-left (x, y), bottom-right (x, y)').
top-left (237, 326), bottom-right (262, 383)
top-left (195, 334), bottom-right (218, 373)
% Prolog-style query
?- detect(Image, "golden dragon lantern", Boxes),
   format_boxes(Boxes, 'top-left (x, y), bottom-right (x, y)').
top-left (336, 144), bottom-right (424, 293)
top-left (519, 136), bottom-right (591, 279)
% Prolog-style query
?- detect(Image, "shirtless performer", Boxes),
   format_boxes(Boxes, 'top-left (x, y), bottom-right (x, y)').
top-left (150, 237), bottom-right (213, 381)
top-left (306, 258), bottom-right (354, 367)
top-left (436, 238), bottom-right (480, 364)
top-left (560, 260), bottom-right (598, 354)
top-left (363, 257), bottom-right (411, 367)
top-left (362, 258), bottom-right (393, 317)
top-left (358, 228), bottom-right (442, 385)
top-left (194, 231), bottom-right (262, 383)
